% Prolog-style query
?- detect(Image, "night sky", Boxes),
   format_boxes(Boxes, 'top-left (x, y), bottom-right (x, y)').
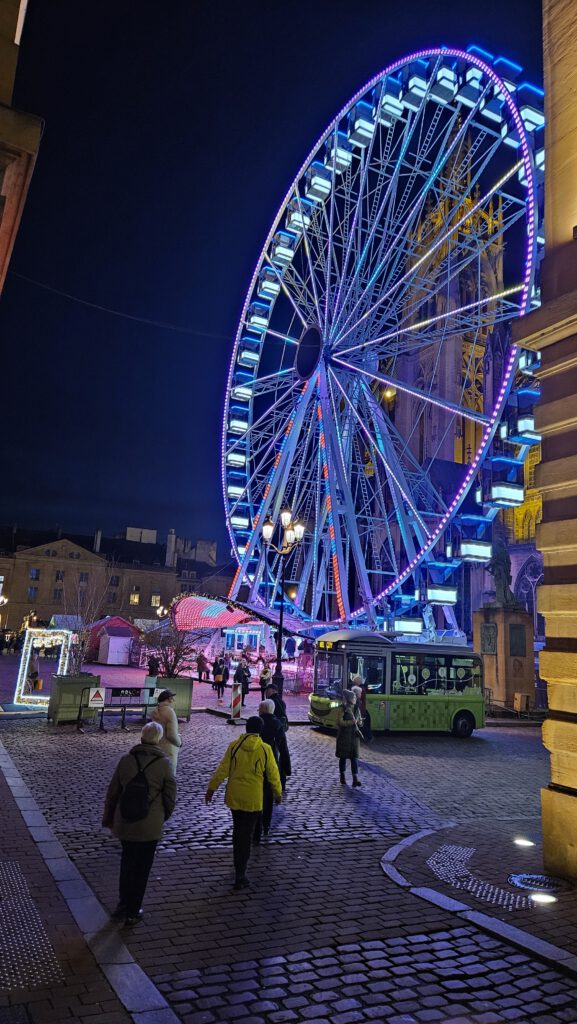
top-left (0, 0), bottom-right (543, 559)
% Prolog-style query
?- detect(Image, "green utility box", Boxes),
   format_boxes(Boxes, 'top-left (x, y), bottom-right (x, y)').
top-left (144, 676), bottom-right (194, 721)
top-left (48, 674), bottom-right (101, 725)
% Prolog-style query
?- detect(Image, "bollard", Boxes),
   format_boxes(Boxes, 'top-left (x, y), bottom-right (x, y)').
top-left (227, 680), bottom-right (242, 725)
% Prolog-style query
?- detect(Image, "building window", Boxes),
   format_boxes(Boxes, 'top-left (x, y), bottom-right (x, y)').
top-left (151, 593), bottom-right (161, 607)
top-left (53, 588), bottom-right (63, 602)
top-left (79, 572), bottom-right (89, 583)
top-left (28, 586), bottom-right (38, 601)
top-left (55, 569), bottom-right (64, 582)
top-left (68, 551), bottom-right (80, 559)
top-left (107, 591), bottom-right (117, 604)
top-left (30, 568), bottom-right (40, 580)
top-left (180, 583), bottom-right (191, 593)
top-left (130, 586), bottom-right (140, 606)
top-left (110, 575), bottom-right (120, 587)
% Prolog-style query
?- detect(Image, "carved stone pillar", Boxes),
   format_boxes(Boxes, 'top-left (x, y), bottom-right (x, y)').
top-left (512, 0), bottom-right (577, 877)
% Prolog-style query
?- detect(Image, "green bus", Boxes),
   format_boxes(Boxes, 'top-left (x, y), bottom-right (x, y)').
top-left (308, 630), bottom-right (484, 738)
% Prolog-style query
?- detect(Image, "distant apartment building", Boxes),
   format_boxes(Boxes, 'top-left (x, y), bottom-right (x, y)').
top-left (0, 526), bottom-right (233, 630)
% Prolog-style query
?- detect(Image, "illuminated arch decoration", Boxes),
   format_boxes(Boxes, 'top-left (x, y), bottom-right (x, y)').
top-left (14, 628), bottom-right (72, 706)
top-left (223, 45), bottom-right (544, 632)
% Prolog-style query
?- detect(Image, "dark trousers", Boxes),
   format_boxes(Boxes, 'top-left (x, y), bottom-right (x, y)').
top-left (119, 840), bottom-right (158, 915)
top-left (231, 809), bottom-right (259, 881)
top-left (254, 783), bottom-right (273, 841)
top-left (216, 682), bottom-right (225, 699)
top-left (339, 756), bottom-right (359, 776)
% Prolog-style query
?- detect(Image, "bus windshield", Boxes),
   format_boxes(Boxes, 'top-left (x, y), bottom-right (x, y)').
top-left (315, 650), bottom-right (345, 699)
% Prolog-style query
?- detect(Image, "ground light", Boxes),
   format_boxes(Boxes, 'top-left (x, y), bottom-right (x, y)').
top-left (514, 838), bottom-right (536, 847)
top-left (530, 892), bottom-right (558, 904)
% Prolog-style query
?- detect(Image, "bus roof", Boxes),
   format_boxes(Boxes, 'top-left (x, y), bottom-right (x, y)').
top-left (316, 630), bottom-right (392, 645)
top-left (315, 630), bottom-right (480, 657)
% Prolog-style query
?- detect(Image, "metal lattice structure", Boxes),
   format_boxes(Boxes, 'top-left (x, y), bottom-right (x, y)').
top-left (223, 45), bottom-right (544, 633)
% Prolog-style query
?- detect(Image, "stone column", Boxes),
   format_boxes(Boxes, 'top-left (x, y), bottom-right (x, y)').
top-left (512, 0), bottom-right (577, 877)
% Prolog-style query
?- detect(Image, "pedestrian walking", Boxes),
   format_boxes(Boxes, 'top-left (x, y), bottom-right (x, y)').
top-left (259, 664), bottom-right (272, 700)
top-left (150, 689), bottom-right (182, 773)
top-left (255, 699), bottom-right (291, 839)
top-left (205, 716), bottom-right (282, 890)
top-left (197, 651), bottom-right (210, 683)
top-left (264, 683), bottom-right (289, 732)
top-left (102, 721), bottom-right (176, 925)
top-left (215, 658), bottom-right (228, 703)
top-left (351, 681), bottom-right (373, 742)
top-left (147, 654), bottom-right (160, 677)
top-left (235, 657), bottom-right (251, 707)
top-left (336, 689), bottom-right (363, 787)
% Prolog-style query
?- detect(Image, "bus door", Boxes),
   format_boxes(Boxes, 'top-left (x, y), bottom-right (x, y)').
top-left (347, 652), bottom-right (387, 730)
top-left (389, 651), bottom-right (450, 731)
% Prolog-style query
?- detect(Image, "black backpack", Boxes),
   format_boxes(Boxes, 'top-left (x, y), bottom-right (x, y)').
top-left (119, 752), bottom-right (162, 822)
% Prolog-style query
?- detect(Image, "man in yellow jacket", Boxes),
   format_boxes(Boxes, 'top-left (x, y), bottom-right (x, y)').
top-left (205, 716), bottom-right (282, 889)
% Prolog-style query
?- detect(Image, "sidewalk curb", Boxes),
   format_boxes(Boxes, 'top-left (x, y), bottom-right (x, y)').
top-left (0, 739), bottom-right (180, 1024)
top-left (381, 826), bottom-right (577, 982)
top-left (193, 705), bottom-right (311, 726)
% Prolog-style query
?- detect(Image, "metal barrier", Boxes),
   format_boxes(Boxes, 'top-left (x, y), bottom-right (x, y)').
top-left (76, 685), bottom-right (158, 733)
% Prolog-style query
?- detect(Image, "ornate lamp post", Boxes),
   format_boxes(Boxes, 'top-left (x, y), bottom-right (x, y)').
top-left (261, 509), bottom-right (305, 697)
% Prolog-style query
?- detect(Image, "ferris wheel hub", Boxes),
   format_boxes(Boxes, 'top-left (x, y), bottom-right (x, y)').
top-left (295, 325), bottom-right (323, 380)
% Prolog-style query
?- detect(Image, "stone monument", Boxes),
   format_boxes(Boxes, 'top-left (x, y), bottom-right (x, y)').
top-left (473, 539), bottom-right (535, 710)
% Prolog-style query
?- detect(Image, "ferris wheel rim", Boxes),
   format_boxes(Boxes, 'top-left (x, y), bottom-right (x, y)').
top-left (222, 44), bottom-right (540, 624)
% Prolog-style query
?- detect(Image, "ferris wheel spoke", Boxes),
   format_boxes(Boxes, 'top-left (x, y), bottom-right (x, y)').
top-left (335, 117), bottom-right (504, 347)
top-left (332, 84), bottom-right (491, 342)
top-left (359, 379), bottom-right (447, 518)
top-left (332, 353), bottom-right (489, 425)
top-left (329, 367), bottom-right (429, 547)
top-left (369, 195), bottom-right (527, 345)
top-left (263, 259), bottom-right (311, 329)
top-left (324, 368), bottom-right (377, 620)
top-left (334, 155), bottom-right (524, 351)
top-left (230, 381), bottom-right (315, 590)
top-left (290, 190), bottom-right (327, 331)
top-left (226, 380), bottom-right (301, 466)
top-left (337, 283), bottom-right (524, 362)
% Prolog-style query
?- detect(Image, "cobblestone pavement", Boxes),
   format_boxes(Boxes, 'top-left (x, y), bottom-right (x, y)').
top-left (0, 768), bottom-right (131, 1024)
top-left (3, 714), bottom-right (577, 1023)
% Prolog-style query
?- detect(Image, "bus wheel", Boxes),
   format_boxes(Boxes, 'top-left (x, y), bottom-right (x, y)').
top-left (452, 711), bottom-right (475, 738)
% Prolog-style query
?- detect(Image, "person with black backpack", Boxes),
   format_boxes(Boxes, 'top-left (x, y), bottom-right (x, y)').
top-left (102, 721), bottom-right (176, 926)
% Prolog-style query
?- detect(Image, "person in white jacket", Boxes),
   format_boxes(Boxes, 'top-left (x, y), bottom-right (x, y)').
top-left (150, 690), bottom-right (182, 772)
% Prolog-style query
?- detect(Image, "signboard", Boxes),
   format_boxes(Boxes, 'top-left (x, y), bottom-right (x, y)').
top-left (153, 688), bottom-right (164, 699)
top-left (88, 687), bottom-right (106, 708)
top-left (118, 688), bottom-right (142, 698)
top-left (480, 622), bottom-right (497, 655)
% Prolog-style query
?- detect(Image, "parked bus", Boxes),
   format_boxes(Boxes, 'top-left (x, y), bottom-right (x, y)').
top-left (308, 630), bottom-right (484, 738)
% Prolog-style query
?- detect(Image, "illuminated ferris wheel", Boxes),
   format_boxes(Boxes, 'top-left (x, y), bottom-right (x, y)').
top-left (223, 45), bottom-right (544, 632)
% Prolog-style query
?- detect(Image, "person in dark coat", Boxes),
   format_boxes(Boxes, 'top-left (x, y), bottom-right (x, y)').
top-left (255, 699), bottom-right (292, 838)
top-left (235, 658), bottom-right (251, 707)
top-left (102, 721), bottom-right (176, 925)
top-left (215, 658), bottom-right (228, 703)
top-left (264, 684), bottom-right (288, 731)
top-left (336, 689), bottom-right (363, 787)
top-left (147, 654), bottom-right (160, 677)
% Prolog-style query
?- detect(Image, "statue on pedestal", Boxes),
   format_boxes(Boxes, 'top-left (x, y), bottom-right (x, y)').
top-left (486, 538), bottom-right (518, 608)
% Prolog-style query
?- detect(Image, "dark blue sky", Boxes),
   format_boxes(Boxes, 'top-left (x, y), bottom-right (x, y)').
top-left (0, 0), bottom-right (542, 557)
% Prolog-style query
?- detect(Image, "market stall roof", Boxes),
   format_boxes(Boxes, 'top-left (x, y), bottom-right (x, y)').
top-left (173, 595), bottom-right (253, 631)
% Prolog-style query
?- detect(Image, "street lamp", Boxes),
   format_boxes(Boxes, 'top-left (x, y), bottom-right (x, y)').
top-left (261, 509), bottom-right (305, 697)
top-left (156, 605), bottom-right (169, 619)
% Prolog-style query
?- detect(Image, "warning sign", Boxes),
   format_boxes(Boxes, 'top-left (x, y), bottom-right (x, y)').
top-left (88, 687), bottom-right (105, 708)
